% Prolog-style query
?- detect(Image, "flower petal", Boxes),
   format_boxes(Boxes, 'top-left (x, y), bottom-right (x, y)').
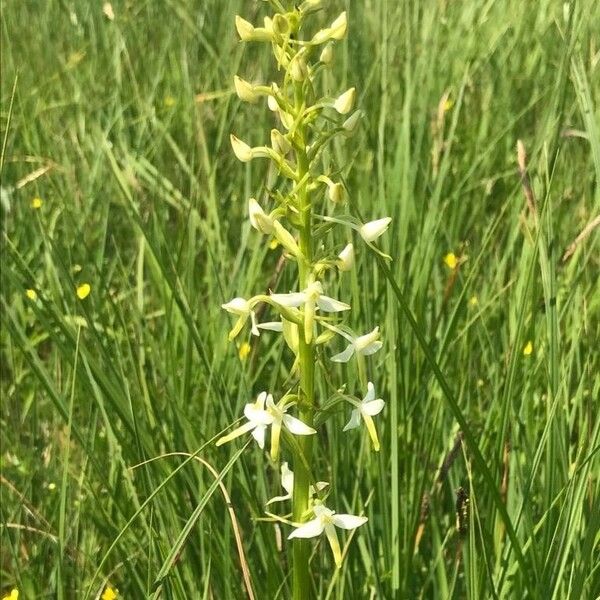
top-left (281, 462), bottom-right (295, 495)
top-left (270, 416), bottom-right (283, 460)
top-left (257, 321), bottom-right (284, 332)
top-left (270, 292), bottom-right (307, 308)
top-left (330, 344), bottom-right (355, 363)
top-left (288, 517), bottom-right (325, 539)
top-left (342, 409), bottom-right (361, 431)
top-left (265, 493), bottom-right (292, 505)
top-left (283, 414), bottom-right (317, 436)
top-left (363, 382), bottom-right (376, 403)
top-left (317, 296), bottom-right (351, 312)
top-left (362, 399), bottom-right (385, 416)
top-left (360, 340), bottom-right (383, 356)
top-left (331, 514), bottom-right (368, 530)
top-left (222, 297), bottom-right (250, 315)
top-left (215, 422), bottom-right (256, 446)
top-left (251, 424), bottom-right (267, 449)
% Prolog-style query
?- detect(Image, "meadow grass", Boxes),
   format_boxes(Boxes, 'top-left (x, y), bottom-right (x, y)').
top-left (1, 1), bottom-right (599, 598)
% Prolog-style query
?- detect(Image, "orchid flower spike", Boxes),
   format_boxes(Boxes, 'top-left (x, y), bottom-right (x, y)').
top-left (216, 392), bottom-right (316, 458)
top-left (266, 462), bottom-right (328, 505)
top-left (343, 382), bottom-right (385, 451)
top-left (330, 326), bottom-right (383, 363)
top-left (271, 281), bottom-right (350, 344)
top-left (221, 297), bottom-right (259, 340)
top-left (288, 502), bottom-right (367, 568)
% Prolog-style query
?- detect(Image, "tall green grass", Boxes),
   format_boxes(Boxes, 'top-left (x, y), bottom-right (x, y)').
top-left (1, 1), bottom-right (599, 597)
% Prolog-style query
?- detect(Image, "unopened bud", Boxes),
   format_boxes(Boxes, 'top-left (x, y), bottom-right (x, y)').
top-left (230, 134), bottom-right (253, 162)
top-left (333, 87), bottom-right (356, 114)
top-left (235, 15), bottom-right (273, 42)
top-left (329, 12), bottom-right (348, 40)
top-left (320, 43), bottom-right (333, 64)
top-left (337, 243), bottom-right (354, 271)
top-left (248, 198), bottom-right (275, 234)
top-left (234, 75), bottom-right (259, 103)
top-left (273, 221), bottom-right (301, 257)
top-left (290, 55), bottom-right (308, 82)
top-left (342, 110), bottom-right (362, 133)
top-left (327, 181), bottom-right (346, 204)
top-left (272, 14), bottom-right (289, 34)
top-left (359, 217), bottom-right (392, 242)
top-left (271, 129), bottom-right (292, 155)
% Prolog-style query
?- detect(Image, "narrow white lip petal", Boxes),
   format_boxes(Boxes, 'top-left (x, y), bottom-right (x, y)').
top-left (331, 514), bottom-right (368, 530)
top-left (283, 414), bottom-right (317, 435)
top-left (265, 493), bottom-right (292, 505)
top-left (343, 408), bottom-right (361, 431)
top-left (317, 296), bottom-right (351, 312)
top-left (330, 344), bottom-right (355, 363)
top-left (361, 398), bottom-right (385, 416)
top-left (251, 424), bottom-right (267, 449)
top-left (250, 311), bottom-right (260, 336)
top-left (221, 297), bottom-right (249, 314)
top-left (288, 517), bottom-right (325, 539)
top-left (270, 292), bottom-right (307, 307)
top-left (359, 217), bottom-right (392, 242)
top-left (360, 340), bottom-right (383, 356)
top-left (257, 321), bottom-right (284, 332)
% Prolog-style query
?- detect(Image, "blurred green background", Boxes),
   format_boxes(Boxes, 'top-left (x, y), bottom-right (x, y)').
top-left (1, 0), bottom-right (599, 598)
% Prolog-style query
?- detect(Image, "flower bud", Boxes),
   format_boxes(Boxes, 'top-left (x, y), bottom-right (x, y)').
top-left (248, 198), bottom-right (275, 234)
top-left (327, 181), bottom-right (345, 204)
top-left (320, 43), bottom-right (333, 64)
top-left (271, 129), bottom-right (292, 155)
top-left (234, 75), bottom-right (259, 103)
top-left (329, 12), bottom-right (348, 40)
top-left (235, 15), bottom-right (273, 42)
top-left (230, 134), bottom-right (254, 162)
top-left (359, 217), bottom-right (392, 242)
top-left (333, 87), bottom-right (356, 114)
top-left (342, 110), bottom-right (362, 133)
top-left (337, 243), bottom-right (354, 271)
top-left (272, 13), bottom-right (289, 34)
top-left (273, 220), bottom-right (301, 258)
top-left (290, 55), bottom-right (308, 82)
top-left (278, 109), bottom-right (295, 130)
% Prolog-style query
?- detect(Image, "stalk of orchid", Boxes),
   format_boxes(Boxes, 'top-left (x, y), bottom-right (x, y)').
top-left (216, 3), bottom-right (391, 597)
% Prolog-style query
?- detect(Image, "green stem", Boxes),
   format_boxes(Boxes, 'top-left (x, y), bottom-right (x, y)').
top-left (292, 113), bottom-right (315, 600)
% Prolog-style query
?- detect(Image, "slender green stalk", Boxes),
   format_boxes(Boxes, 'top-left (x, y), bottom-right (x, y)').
top-left (293, 127), bottom-right (315, 600)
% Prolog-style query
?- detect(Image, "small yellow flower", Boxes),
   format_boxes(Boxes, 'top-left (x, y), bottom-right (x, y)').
top-left (101, 587), bottom-right (118, 600)
top-left (238, 342), bottom-right (252, 360)
top-left (164, 95), bottom-right (176, 108)
top-left (76, 283), bottom-right (91, 300)
top-left (443, 98), bottom-right (454, 112)
top-left (31, 197), bottom-right (43, 209)
top-left (269, 238), bottom-right (280, 250)
top-left (25, 289), bottom-right (37, 301)
top-left (469, 295), bottom-right (478, 307)
top-left (523, 341), bottom-right (533, 356)
top-left (47, 482), bottom-right (57, 491)
top-left (2, 589), bottom-right (18, 600)
top-left (443, 252), bottom-right (458, 270)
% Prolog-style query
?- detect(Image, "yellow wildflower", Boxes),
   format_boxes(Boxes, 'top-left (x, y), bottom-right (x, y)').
top-left (101, 587), bottom-right (118, 600)
top-left (523, 341), bottom-right (533, 356)
top-left (469, 295), bottom-right (478, 307)
top-left (76, 283), bottom-right (91, 300)
top-left (443, 252), bottom-right (458, 270)
top-left (25, 289), bottom-right (37, 301)
top-left (164, 95), bottom-right (176, 108)
top-left (31, 197), bottom-right (43, 209)
top-left (269, 238), bottom-right (279, 250)
top-left (443, 98), bottom-right (454, 112)
top-left (2, 590), bottom-right (18, 600)
top-left (238, 342), bottom-right (252, 360)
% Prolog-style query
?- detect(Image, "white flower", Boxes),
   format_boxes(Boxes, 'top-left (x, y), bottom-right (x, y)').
top-left (221, 297), bottom-right (259, 340)
top-left (337, 243), bottom-right (354, 271)
top-left (271, 281), bottom-right (350, 344)
top-left (266, 462), bottom-right (328, 505)
top-left (288, 502), bottom-right (367, 567)
top-left (333, 88), bottom-right (356, 115)
top-left (327, 181), bottom-right (345, 204)
top-left (216, 392), bottom-right (316, 459)
top-left (343, 382), bottom-right (385, 451)
top-left (330, 326), bottom-right (382, 363)
top-left (320, 43), bottom-right (333, 64)
top-left (230, 134), bottom-right (254, 162)
top-left (234, 75), bottom-right (259, 103)
top-left (359, 217), bottom-right (391, 242)
top-left (248, 198), bottom-right (275, 234)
